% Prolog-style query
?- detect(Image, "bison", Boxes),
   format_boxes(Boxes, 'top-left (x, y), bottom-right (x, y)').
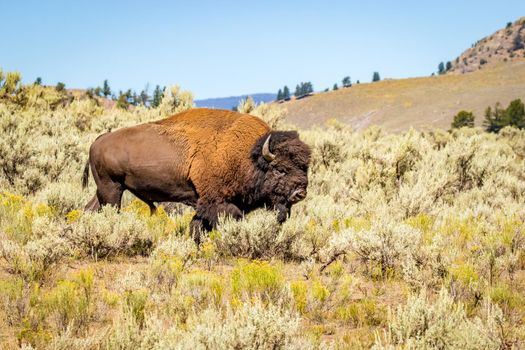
top-left (82, 108), bottom-right (311, 243)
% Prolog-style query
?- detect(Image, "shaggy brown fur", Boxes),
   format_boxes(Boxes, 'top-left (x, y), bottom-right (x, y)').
top-left (83, 108), bottom-right (311, 243)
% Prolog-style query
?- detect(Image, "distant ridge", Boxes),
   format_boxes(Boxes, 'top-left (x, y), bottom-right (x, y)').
top-left (195, 93), bottom-right (276, 110)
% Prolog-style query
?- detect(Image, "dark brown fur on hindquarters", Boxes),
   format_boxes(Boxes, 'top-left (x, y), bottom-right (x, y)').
top-left (82, 108), bottom-right (311, 243)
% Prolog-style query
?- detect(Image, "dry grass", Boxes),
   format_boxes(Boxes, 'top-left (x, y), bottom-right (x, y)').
top-left (283, 60), bottom-right (525, 131)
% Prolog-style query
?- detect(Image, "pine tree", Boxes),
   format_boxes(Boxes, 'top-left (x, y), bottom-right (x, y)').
top-left (34, 77), bottom-right (42, 85)
top-left (451, 110), bottom-right (475, 129)
top-left (333, 83), bottom-right (338, 90)
top-left (484, 102), bottom-right (506, 133)
top-left (294, 84), bottom-right (301, 97)
top-left (492, 102), bottom-right (506, 132)
top-left (446, 61), bottom-right (452, 71)
top-left (139, 89), bottom-right (149, 105)
top-left (283, 86), bottom-right (290, 99)
top-left (342, 76), bottom-right (351, 87)
top-left (102, 79), bottom-right (111, 98)
top-left (136, 83), bottom-right (149, 105)
top-left (306, 82), bottom-right (313, 93)
top-left (483, 106), bottom-right (495, 132)
top-left (151, 85), bottom-right (164, 108)
top-left (276, 89), bottom-right (283, 101)
top-left (372, 72), bottom-right (380, 82)
top-left (438, 62), bottom-right (445, 75)
top-left (56, 82), bottom-right (65, 92)
top-left (505, 99), bottom-right (525, 129)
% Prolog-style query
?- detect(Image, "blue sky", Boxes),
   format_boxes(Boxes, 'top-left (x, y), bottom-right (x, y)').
top-left (2, 1), bottom-right (524, 99)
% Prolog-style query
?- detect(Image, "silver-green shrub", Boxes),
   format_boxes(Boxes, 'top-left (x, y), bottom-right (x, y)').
top-left (373, 289), bottom-right (503, 350)
top-left (346, 217), bottom-right (422, 277)
top-left (173, 302), bottom-right (301, 350)
top-left (216, 209), bottom-right (299, 259)
top-left (159, 85), bottom-right (194, 117)
top-left (67, 207), bottom-right (153, 260)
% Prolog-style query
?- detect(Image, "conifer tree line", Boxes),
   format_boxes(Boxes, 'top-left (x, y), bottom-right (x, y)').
top-left (55, 76), bottom-right (165, 109)
top-left (276, 72), bottom-right (381, 100)
top-left (1, 69), bottom-right (172, 111)
top-left (294, 82), bottom-right (313, 97)
top-left (276, 86), bottom-right (290, 101)
top-left (450, 98), bottom-right (525, 131)
top-left (85, 80), bottom-right (166, 109)
top-left (276, 82), bottom-right (313, 101)
top-left (483, 99), bottom-right (525, 132)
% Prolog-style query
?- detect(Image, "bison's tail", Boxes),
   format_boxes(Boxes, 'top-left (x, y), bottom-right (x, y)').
top-left (82, 160), bottom-right (90, 188)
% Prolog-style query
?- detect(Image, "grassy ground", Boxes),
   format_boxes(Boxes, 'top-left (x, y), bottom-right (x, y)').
top-left (0, 253), bottom-right (409, 348)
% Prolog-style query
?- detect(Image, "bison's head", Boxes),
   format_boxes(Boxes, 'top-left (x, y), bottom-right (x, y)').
top-left (252, 131), bottom-right (311, 222)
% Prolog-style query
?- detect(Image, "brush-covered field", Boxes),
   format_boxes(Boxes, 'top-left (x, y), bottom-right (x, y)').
top-left (1, 81), bottom-right (525, 349)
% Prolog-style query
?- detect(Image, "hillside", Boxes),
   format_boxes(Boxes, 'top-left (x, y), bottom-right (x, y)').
top-left (449, 17), bottom-right (525, 74)
top-left (282, 59), bottom-right (525, 131)
top-left (195, 93), bottom-right (276, 109)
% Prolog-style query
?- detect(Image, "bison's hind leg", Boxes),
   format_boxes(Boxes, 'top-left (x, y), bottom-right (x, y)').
top-left (89, 161), bottom-right (124, 210)
top-left (84, 195), bottom-right (100, 211)
top-left (96, 182), bottom-right (124, 210)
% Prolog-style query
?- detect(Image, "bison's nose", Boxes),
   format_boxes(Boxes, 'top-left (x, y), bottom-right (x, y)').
top-left (290, 188), bottom-right (307, 203)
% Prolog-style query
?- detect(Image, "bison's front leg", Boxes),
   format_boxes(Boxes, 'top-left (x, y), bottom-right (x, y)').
top-left (275, 202), bottom-right (292, 223)
top-left (189, 216), bottom-right (207, 246)
top-left (191, 200), bottom-right (243, 245)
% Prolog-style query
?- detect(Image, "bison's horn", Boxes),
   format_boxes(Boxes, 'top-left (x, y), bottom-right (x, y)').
top-left (262, 134), bottom-right (276, 162)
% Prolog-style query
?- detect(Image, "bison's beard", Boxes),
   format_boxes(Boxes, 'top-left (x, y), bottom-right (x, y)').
top-left (254, 174), bottom-right (308, 224)
top-left (264, 190), bottom-right (303, 223)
